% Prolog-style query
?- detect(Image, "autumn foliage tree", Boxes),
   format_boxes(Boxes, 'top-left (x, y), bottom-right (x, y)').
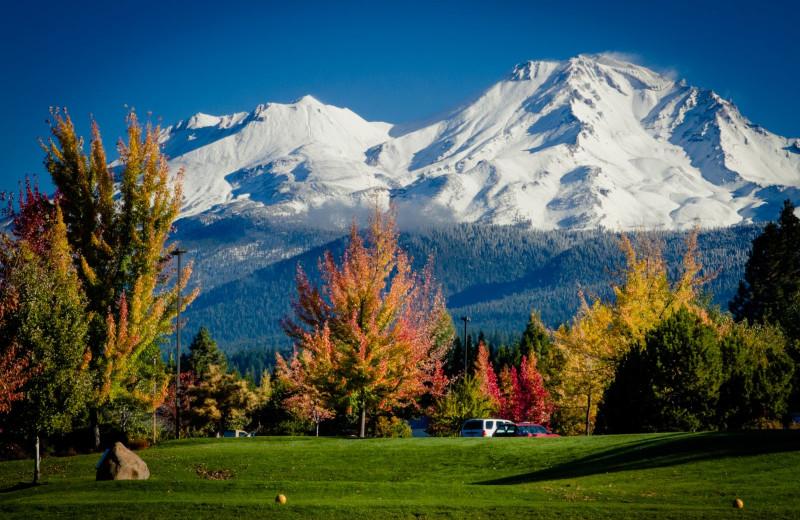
top-left (0, 208), bottom-right (91, 483)
top-left (0, 344), bottom-right (34, 418)
top-left (475, 342), bottom-right (553, 425)
top-left (279, 206), bottom-right (452, 437)
top-left (276, 352), bottom-right (334, 436)
top-left (40, 109), bottom-right (196, 446)
top-left (186, 365), bottom-right (259, 436)
top-left (552, 229), bottom-right (714, 435)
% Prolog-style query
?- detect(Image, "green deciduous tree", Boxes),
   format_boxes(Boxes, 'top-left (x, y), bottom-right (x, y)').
top-left (717, 321), bottom-right (794, 429)
top-left (0, 208), bottom-right (91, 482)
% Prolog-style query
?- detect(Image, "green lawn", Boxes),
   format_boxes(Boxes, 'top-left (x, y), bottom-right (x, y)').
top-left (1, 431), bottom-right (798, 519)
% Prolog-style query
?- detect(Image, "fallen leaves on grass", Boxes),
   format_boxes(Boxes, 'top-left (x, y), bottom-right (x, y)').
top-left (195, 464), bottom-right (236, 480)
top-left (561, 493), bottom-right (594, 501)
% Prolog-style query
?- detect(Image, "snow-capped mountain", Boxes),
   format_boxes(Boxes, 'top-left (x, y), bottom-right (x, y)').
top-left (163, 54), bottom-right (800, 230)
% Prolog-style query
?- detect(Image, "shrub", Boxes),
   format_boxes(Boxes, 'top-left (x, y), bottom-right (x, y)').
top-left (375, 417), bottom-right (412, 438)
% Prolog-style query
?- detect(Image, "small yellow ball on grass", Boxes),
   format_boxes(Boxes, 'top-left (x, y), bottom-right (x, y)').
top-left (733, 498), bottom-right (743, 509)
top-left (276, 494), bottom-right (287, 504)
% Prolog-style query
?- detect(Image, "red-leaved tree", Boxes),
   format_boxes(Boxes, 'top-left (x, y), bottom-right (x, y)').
top-left (279, 206), bottom-right (452, 437)
top-left (476, 342), bottom-right (553, 425)
top-left (0, 344), bottom-right (34, 418)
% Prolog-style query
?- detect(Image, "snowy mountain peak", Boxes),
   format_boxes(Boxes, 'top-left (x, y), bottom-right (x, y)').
top-left (292, 94), bottom-right (323, 106)
top-left (162, 55), bottom-right (800, 230)
top-left (185, 113), bottom-right (221, 130)
top-left (507, 60), bottom-right (560, 81)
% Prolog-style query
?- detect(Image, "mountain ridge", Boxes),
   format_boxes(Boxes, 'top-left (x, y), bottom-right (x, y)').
top-left (161, 54), bottom-right (800, 231)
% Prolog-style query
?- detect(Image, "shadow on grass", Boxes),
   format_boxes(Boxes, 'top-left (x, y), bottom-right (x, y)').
top-left (0, 481), bottom-right (41, 493)
top-left (476, 430), bottom-right (800, 485)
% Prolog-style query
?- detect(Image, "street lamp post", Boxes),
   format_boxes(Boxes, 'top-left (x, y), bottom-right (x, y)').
top-left (171, 247), bottom-right (187, 439)
top-left (153, 356), bottom-right (157, 444)
top-left (461, 316), bottom-right (471, 374)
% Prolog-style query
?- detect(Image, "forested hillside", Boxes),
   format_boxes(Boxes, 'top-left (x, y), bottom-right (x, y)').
top-left (179, 223), bottom-right (761, 359)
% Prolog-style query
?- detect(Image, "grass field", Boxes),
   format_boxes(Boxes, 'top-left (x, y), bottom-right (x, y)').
top-left (1, 431), bottom-right (799, 519)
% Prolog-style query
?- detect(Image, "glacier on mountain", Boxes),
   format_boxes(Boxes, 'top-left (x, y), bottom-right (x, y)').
top-left (160, 54), bottom-right (800, 230)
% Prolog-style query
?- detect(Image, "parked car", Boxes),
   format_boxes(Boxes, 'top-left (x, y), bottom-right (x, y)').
top-left (460, 418), bottom-right (515, 437)
top-left (492, 423), bottom-right (518, 437)
top-left (515, 423), bottom-right (559, 437)
top-left (221, 429), bottom-right (252, 438)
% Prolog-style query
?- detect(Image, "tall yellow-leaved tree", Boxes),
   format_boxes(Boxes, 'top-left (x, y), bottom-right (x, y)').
top-left (42, 109), bottom-right (197, 446)
top-left (553, 228), bottom-right (714, 435)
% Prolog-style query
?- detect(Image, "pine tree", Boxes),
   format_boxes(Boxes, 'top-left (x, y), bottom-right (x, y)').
top-left (730, 200), bottom-right (800, 324)
top-left (597, 307), bottom-right (722, 433)
top-left (519, 311), bottom-right (551, 360)
top-left (185, 327), bottom-right (227, 380)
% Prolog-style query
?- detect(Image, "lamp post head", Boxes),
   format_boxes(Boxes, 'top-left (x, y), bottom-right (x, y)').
top-left (170, 247), bottom-right (188, 257)
top-left (461, 316), bottom-right (470, 323)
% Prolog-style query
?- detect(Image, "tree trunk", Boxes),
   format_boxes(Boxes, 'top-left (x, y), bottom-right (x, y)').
top-left (585, 392), bottom-right (592, 436)
top-left (33, 434), bottom-right (40, 484)
top-left (91, 408), bottom-right (101, 450)
top-left (315, 419), bottom-right (319, 437)
top-left (359, 394), bottom-right (366, 438)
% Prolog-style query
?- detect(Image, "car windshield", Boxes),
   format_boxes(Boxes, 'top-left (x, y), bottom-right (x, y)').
top-left (519, 425), bottom-right (549, 434)
top-left (463, 420), bottom-right (483, 430)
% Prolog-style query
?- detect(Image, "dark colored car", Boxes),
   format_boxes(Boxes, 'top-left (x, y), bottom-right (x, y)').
top-left (492, 423), bottom-right (518, 437)
top-left (515, 423), bottom-right (559, 437)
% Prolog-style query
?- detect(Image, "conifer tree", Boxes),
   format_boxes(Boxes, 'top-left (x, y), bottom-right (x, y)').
top-left (730, 200), bottom-right (800, 327)
top-left (185, 327), bottom-right (227, 380)
top-left (597, 307), bottom-right (722, 433)
top-left (519, 311), bottom-right (551, 360)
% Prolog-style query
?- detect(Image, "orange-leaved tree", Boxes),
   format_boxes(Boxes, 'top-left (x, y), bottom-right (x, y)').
top-left (279, 206), bottom-right (452, 437)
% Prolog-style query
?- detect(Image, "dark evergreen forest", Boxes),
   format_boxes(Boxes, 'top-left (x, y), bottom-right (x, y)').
top-left (175, 222), bottom-right (761, 375)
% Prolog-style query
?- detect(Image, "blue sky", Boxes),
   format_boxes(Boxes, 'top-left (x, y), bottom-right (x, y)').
top-left (2, 0), bottom-right (798, 196)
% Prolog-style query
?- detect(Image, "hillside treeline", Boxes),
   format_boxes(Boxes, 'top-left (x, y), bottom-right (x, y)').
top-left (182, 222), bottom-right (761, 355)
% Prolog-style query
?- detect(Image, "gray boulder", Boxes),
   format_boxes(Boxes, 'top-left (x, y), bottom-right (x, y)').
top-left (96, 442), bottom-right (150, 481)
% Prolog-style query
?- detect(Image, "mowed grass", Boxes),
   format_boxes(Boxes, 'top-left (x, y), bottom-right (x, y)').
top-left (1, 431), bottom-right (799, 519)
